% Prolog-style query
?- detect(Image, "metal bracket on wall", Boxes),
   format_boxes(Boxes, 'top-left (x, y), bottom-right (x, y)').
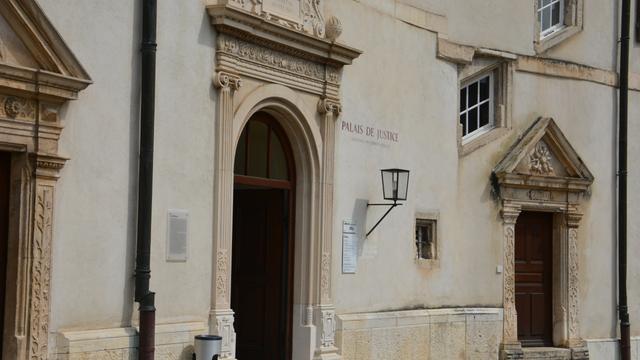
top-left (365, 202), bottom-right (401, 237)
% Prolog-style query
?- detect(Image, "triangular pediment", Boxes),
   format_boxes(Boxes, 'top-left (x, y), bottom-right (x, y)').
top-left (494, 118), bottom-right (594, 189)
top-left (0, 0), bottom-right (91, 96)
top-left (0, 13), bottom-right (39, 69)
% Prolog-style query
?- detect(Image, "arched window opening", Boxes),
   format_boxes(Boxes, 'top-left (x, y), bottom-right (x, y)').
top-left (234, 112), bottom-right (293, 188)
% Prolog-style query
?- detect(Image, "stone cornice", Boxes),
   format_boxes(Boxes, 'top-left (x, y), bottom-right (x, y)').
top-left (207, 4), bottom-right (362, 67)
top-left (0, 63), bottom-right (91, 101)
top-left (437, 37), bottom-right (640, 92)
top-left (31, 152), bottom-right (67, 180)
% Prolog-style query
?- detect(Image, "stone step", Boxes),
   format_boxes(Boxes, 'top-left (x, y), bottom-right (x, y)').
top-left (523, 347), bottom-right (572, 360)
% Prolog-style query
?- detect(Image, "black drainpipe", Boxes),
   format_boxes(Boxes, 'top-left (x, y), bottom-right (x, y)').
top-left (618, 0), bottom-right (631, 359)
top-left (135, 0), bottom-right (157, 359)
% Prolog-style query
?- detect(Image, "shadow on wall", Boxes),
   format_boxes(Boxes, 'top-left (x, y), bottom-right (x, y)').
top-left (351, 198), bottom-right (368, 255)
top-left (122, 0), bottom-right (142, 327)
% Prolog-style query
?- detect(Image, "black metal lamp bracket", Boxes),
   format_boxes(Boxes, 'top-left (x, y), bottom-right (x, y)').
top-left (366, 201), bottom-right (401, 237)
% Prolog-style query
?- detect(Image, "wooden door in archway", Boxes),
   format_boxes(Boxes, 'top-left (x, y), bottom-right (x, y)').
top-left (231, 112), bottom-right (295, 360)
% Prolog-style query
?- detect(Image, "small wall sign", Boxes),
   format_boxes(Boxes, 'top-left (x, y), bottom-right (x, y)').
top-left (167, 209), bottom-right (189, 262)
top-left (342, 220), bottom-right (358, 274)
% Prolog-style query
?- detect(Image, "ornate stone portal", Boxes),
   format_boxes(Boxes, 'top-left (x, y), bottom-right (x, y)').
top-left (492, 118), bottom-right (593, 359)
top-left (0, 1), bottom-right (91, 359)
top-left (206, 1), bottom-right (361, 359)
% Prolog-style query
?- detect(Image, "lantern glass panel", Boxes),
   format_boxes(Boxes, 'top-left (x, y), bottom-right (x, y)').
top-left (381, 169), bottom-right (410, 201)
top-left (382, 170), bottom-right (394, 200)
top-left (396, 171), bottom-right (409, 200)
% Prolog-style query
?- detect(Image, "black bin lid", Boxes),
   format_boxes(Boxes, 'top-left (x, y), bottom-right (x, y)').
top-left (195, 335), bottom-right (222, 341)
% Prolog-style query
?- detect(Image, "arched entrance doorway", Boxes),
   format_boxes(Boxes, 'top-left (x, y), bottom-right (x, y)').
top-left (231, 112), bottom-right (295, 360)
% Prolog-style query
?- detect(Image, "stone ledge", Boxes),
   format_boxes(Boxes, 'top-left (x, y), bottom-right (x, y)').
top-left (337, 307), bottom-right (502, 330)
top-left (54, 321), bottom-right (208, 358)
top-left (522, 347), bottom-right (571, 360)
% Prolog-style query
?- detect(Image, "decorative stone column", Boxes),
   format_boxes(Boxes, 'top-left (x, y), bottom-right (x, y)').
top-left (313, 98), bottom-right (341, 360)
top-left (565, 212), bottom-right (589, 359)
top-left (27, 154), bottom-right (65, 359)
top-left (500, 204), bottom-right (523, 360)
top-left (210, 71), bottom-right (242, 360)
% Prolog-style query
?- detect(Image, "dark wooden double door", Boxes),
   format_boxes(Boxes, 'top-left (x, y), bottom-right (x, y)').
top-left (231, 188), bottom-right (293, 360)
top-left (515, 212), bottom-right (553, 347)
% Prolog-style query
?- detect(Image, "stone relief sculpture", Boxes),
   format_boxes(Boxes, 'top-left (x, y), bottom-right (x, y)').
top-left (529, 142), bottom-right (555, 175)
top-left (301, 0), bottom-right (325, 37)
top-left (224, 0), bottom-right (328, 39)
top-left (2, 96), bottom-right (36, 120)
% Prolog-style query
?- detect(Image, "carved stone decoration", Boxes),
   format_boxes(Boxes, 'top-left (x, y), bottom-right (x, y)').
top-left (2, 96), bottom-right (36, 120)
top-left (214, 71), bottom-right (242, 91)
top-left (320, 309), bottom-right (336, 348)
top-left (567, 228), bottom-right (579, 340)
top-left (324, 16), bottom-right (342, 42)
top-left (216, 35), bottom-right (342, 85)
top-left (215, 312), bottom-right (236, 359)
top-left (503, 224), bottom-right (517, 342)
top-left (215, 250), bottom-right (229, 304)
top-left (40, 104), bottom-right (59, 122)
top-left (320, 252), bottom-right (331, 300)
top-left (29, 185), bottom-right (54, 360)
top-left (301, 0), bottom-right (325, 37)
top-left (528, 142), bottom-right (555, 175)
top-left (317, 98), bottom-right (341, 116)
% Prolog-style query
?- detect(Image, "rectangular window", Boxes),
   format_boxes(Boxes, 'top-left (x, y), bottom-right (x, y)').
top-left (415, 219), bottom-right (436, 260)
top-left (538, 0), bottom-right (564, 37)
top-left (459, 73), bottom-right (493, 138)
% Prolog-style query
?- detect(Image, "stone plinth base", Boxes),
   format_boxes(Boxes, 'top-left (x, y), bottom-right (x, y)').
top-left (500, 343), bottom-right (524, 360)
top-left (337, 308), bottom-right (502, 360)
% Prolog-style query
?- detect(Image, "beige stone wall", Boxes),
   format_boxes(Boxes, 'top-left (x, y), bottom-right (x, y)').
top-left (37, 0), bottom-right (216, 331)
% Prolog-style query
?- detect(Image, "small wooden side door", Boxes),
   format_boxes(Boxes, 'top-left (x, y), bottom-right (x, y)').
top-left (515, 211), bottom-right (553, 347)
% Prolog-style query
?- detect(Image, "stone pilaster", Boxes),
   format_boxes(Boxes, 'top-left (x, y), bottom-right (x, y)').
top-left (27, 154), bottom-right (65, 360)
top-left (210, 71), bottom-right (241, 360)
top-left (500, 204), bottom-right (523, 360)
top-left (566, 212), bottom-right (589, 358)
top-left (313, 98), bottom-right (341, 360)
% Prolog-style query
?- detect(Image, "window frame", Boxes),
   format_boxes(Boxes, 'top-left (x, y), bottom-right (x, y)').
top-left (533, 0), bottom-right (584, 53)
top-left (415, 218), bottom-right (436, 260)
top-left (459, 72), bottom-right (495, 142)
top-left (414, 211), bottom-right (440, 269)
top-left (537, 0), bottom-right (565, 39)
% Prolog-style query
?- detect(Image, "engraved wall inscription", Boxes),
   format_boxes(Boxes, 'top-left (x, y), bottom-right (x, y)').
top-left (263, 0), bottom-right (300, 22)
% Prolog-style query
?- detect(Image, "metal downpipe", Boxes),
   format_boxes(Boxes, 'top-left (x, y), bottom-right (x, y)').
top-left (618, 0), bottom-right (631, 359)
top-left (135, 0), bottom-right (157, 359)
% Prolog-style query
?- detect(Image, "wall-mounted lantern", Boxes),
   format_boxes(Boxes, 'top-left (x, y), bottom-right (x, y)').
top-left (366, 168), bottom-right (410, 237)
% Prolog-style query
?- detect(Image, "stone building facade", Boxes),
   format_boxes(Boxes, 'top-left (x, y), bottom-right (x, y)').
top-left (0, 0), bottom-right (638, 359)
